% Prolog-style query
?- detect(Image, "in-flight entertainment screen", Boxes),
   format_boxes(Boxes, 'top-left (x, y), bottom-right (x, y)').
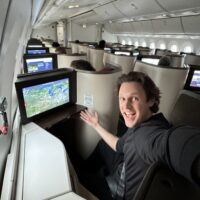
top-left (23, 54), bottom-right (57, 74)
top-left (25, 57), bottom-right (53, 73)
top-left (189, 70), bottom-right (200, 88)
top-left (15, 69), bottom-right (77, 124)
top-left (23, 78), bottom-right (70, 118)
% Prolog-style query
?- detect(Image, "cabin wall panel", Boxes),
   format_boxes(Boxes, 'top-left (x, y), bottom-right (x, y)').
top-left (118, 35), bottom-right (200, 54)
top-left (0, 0), bottom-right (32, 193)
top-left (102, 30), bottom-right (118, 43)
top-left (32, 23), bottom-right (57, 41)
top-left (104, 23), bottom-right (118, 33)
top-left (70, 23), bottom-right (99, 42)
top-left (0, 0), bottom-right (10, 44)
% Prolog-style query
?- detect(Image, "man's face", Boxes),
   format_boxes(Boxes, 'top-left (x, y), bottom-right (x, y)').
top-left (119, 82), bottom-right (154, 128)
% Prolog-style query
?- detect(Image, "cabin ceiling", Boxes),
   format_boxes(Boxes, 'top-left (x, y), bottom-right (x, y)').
top-left (34, 0), bottom-right (200, 31)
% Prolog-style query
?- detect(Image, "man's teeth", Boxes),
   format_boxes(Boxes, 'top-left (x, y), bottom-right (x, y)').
top-left (125, 113), bottom-right (134, 117)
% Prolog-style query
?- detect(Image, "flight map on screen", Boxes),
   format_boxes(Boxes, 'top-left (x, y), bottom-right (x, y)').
top-left (26, 57), bottom-right (53, 73)
top-left (22, 78), bottom-right (70, 118)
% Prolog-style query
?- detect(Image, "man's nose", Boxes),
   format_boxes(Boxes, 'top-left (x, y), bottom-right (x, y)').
top-left (125, 99), bottom-right (132, 109)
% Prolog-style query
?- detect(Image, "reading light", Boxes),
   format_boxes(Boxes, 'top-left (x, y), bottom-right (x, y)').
top-left (68, 4), bottom-right (79, 8)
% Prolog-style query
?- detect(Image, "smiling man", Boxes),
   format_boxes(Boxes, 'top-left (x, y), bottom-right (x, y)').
top-left (78, 71), bottom-right (200, 200)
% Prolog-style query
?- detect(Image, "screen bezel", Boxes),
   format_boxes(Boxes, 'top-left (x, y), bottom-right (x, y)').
top-left (26, 47), bottom-right (49, 54)
top-left (184, 65), bottom-right (200, 91)
top-left (23, 53), bottom-right (58, 74)
top-left (15, 69), bottom-right (77, 124)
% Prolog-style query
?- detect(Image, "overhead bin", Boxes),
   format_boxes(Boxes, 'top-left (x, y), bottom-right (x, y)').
top-left (152, 17), bottom-right (184, 34)
top-left (94, 3), bottom-right (125, 21)
top-left (131, 21), bottom-right (154, 34)
top-left (156, 0), bottom-right (200, 12)
top-left (105, 17), bottom-right (184, 34)
top-left (118, 22), bottom-right (135, 33)
top-left (71, 11), bottom-right (103, 25)
top-left (113, 0), bottom-right (163, 17)
top-left (182, 15), bottom-right (200, 34)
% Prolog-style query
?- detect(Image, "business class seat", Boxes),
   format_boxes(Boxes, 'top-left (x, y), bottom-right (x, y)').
top-left (155, 49), bottom-right (171, 56)
top-left (65, 47), bottom-right (72, 54)
top-left (139, 48), bottom-right (155, 56)
top-left (103, 52), bottom-right (137, 74)
top-left (71, 42), bottom-right (79, 53)
top-left (134, 162), bottom-right (200, 200)
top-left (67, 155), bottom-right (99, 200)
top-left (88, 48), bottom-right (104, 71)
top-left (134, 61), bottom-right (189, 120)
top-left (78, 44), bottom-right (89, 58)
top-left (169, 90), bottom-right (200, 128)
top-left (57, 53), bottom-right (87, 68)
top-left (75, 67), bottom-right (122, 159)
top-left (167, 54), bottom-right (185, 68)
top-left (49, 47), bottom-right (57, 53)
top-left (184, 54), bottom-right (200, 66)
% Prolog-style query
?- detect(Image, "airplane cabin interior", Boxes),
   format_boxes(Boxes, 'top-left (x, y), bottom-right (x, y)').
top-left (1, 0), bottom-right (200, 199)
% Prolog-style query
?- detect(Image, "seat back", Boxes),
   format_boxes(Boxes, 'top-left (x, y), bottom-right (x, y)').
top-left (168, 54), bottom-right (185, 68)
top-left (169, 90), bottom-right (200, 128)
top-left (71, 43), bottom-right (79, 53)
top-left (184, 54), bottom-right (200, 66)
top-left (57, 53), bottom-right (87, 69)
top-left (78, 44), bottom-right (89, 56)
top-left (155, 49), bottom-right (171, 56)
top-left (103, 52), bottom-right (137, 74)
top-left (134, 61), bottom-right (189, 119)
top-left (65, 48), bottom-right (72, 54)
top-left (139, 48), bottom-right (154, 56)
top-left (49, 47), bottom-right (57, 53)
top-left (88, 48), bottom-right (104, 71)
top-left (134, 162), bottom-right (200, 200)
top-left (75, 67), bottom-right (122, 158)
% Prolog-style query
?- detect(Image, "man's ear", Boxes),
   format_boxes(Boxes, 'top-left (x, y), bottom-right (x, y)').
top-left (148, 99), bottom-right (155, 107)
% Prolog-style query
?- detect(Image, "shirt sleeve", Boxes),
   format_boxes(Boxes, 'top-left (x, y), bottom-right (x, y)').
top-left (168, 126), bottom-right (200, 185)
top-left (134, 125), bottom-right (170, 165)
top-left (135, 124), bottom-right (200, 185)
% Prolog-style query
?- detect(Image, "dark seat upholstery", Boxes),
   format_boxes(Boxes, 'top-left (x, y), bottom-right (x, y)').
top-left (170, 90), bottom-right (200, 128)
top-left (134, 162), bottom-right (200, 200)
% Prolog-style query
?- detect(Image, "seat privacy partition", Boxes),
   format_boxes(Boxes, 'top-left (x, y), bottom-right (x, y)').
top-left (103, 52), bottom-right (137, 74)
top-left (75, 67), bottom-right (122, 158)
top-left (88, 48), bottom-right (104, 71)
top-left (169, 90), bottom-right (200, 128)
top-left (57, 53), bottom-right (87, 69)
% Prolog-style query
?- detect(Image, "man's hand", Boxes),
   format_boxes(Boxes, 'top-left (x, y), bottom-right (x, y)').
top-left (80, 110), bottom-right (99, 128)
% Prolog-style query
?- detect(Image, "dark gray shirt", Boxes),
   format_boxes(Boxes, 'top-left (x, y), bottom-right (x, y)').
top-left (116, 113), bottom-right (200, 200)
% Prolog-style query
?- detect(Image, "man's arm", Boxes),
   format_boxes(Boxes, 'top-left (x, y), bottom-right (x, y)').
top-left (80, 110), bottom-right (119, 151)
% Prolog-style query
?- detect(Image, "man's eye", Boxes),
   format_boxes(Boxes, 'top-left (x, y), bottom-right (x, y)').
top-left (132, 96), bottom-right (139, 102)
